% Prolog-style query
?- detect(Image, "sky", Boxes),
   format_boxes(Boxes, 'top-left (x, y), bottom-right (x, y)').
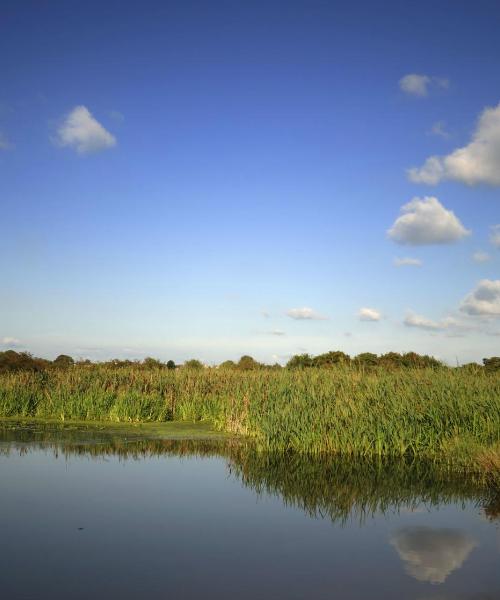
top-left (0, 0), bottom-right (499, 365)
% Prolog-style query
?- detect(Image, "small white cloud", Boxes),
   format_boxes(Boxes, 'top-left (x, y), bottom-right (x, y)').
top-left (399, 74), bottom-right (431, 97)
top-left (472, 251), bottom-right (491, 263)
top-left (0, 337), bottom-right (21, 347)
top-left (404, 313), bottom-right (474, 335)
top-left (390, 527), bottom-right (477, 584)
top-left (394, 257), bottom-right (423, 267)
top-left (460, 279), bottom-right (500, 317)
top-left (269, 330), bottom-right (286, 336)
top-left (55, 105), bottom-right (116, 154)
top-left (408, 102), bottom-right (500, 186)
top-left (428, 121), bottom-right (450, 139)
top-left (261, 310), bottom-right (271, 319)
top-left (0, 132), bottom-right (12, 150)
top-left (358, 307), bottom-right (381, 322)
top-left (286, 307), bottom-right (328, 320)
top-left (388, 197), bottom-right (470, 245)
top-left (490, 224), bottom-right (500, 248)
top-left (404, 312), bottom-right (444, 331)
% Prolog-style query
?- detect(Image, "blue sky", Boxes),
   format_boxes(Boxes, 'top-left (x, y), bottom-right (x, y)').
top-left (1, 0), bottom-right (499, 364)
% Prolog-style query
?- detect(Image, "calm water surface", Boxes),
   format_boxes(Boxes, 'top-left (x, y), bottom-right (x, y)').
top-left (0, 424), bottom-right (499, 599)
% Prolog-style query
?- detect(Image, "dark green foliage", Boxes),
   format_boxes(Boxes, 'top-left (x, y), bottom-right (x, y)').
top-left (219, 360), bottom-right (236, 370)
top-left (0, 351), bottom-right (49, 373)
top-left (312, 351), bottom-right (350, 367)
top-left (166, 360), bottom-right (176, 370)
top-left (142, 357), bottom-right (165, 369)
top-left (286, 353), bottom-right (314, 368)
top-left (53, 355), bottom-right (75, 368)
top-left (483, 357), bottom-right (500, 372)
top-left (184, 359), bottom-right (204, 370)
top-left (353, 352), bottom-right (379, 367)
top-left (237, 355), bottom-right (260, 370)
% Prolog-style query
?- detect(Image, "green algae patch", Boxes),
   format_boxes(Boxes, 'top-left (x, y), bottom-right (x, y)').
top-left (0, 417), bottom-right (232, 443)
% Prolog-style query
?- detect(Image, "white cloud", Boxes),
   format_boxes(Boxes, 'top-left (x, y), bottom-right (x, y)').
top-left (0, 337), bottom-right (21, 347)
top-left (460, 279), bottom-right (500, 317)
top-left (286, 307), bottom-right (328, 320)
top-left (394, 257), bottom-right (423, 267)
top-left (490, 224), bottom-right (500, 248)
top-left (408, 102), bottom-right (500, 185)
top-left (403, 313), bottom-right (466, 333)
top-left (0, 132), bottom-right (12, 150)
top-left (268, 330), bottom-right (286, 336)
top-left (387, 197), bottom-right (470, 245)
top-left (390, 527), bottom-right (477, 584)
top-left (399, 74), bottom-right (431, 97)
top-left (472, 251), bottom-right (491, 263)
top-left (404, 312), bottom-right (444, 331)
top-left (358, 307), bottom-right (381, 322)
top-left (55, 106), bottom-right (116, 154)
top-left (399, 74), bottom-right (449, 97)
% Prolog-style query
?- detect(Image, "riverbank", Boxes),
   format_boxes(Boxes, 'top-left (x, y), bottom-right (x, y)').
top-left (1, 366), bottom-right (499, 482)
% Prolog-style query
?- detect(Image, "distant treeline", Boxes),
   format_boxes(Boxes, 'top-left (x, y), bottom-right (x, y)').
top-left (1, 349), bottom-right (499, 373)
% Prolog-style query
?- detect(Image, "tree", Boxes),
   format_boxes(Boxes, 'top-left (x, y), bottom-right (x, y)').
top-left (184, 359), bottom-right (204, 370)
top-left (53, 354), bottom-right (74, 368)
top-left (312, 351), bottom-right (350, 367)
top-left (353, 352), bottom-right (379, 367)
top-left (287, 354), bottom-right (314, 369)
top-left (143, 357), bottom-right (165, 369)
top-left (237, 355), bottom-right (260, 370)
top-left (483, 357), bottom-right (500, 372)
top-left (219, 360), bottom-right (236, 370)
top-left (166, 360), bottom-right (176, 370)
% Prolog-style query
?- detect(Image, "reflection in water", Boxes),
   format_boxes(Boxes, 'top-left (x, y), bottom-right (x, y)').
top-left (0, 422), bottom-right (499, 600)
top-left (391, 526), bottom-right (477, 584)
top-left (0, 420), bottom-right (498, 527)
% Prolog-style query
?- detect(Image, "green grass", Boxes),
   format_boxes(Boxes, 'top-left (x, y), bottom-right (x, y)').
top-left (1, 365), bottom-right (499, 475)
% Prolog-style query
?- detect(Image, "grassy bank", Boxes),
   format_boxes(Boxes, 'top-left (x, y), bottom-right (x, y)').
top-left (1, 365), bottom-right (499, 478)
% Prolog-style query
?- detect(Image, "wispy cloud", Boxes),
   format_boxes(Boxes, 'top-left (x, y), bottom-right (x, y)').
top-left (358, 307), bottom-right (381, 322)
top-left (490, 224), bottom-right (500, 248)
top-left (472, 251), bottom-right (491, 263)
top-left (408, 102), bottom-right (500, 185)
top-left (394, 257), bottom-right (422, 267)
top-left (428, 121), bottom-right (450, 139)
top-left (388, 197), bottom-right (470, 245)
top-left (286, 307), bottom-right (328, 320)
top-left (268, 330), bottom-right (286, 336)
top-left (0, 336), bottom-right (21, 347)
top-left (399, 74), bottom-right (449, 97)
top-left (55, 106), bottom-right (116, 154)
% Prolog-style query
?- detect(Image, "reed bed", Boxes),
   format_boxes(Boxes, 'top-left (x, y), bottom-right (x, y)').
top-left (1, 366), bottom-right (499, 469)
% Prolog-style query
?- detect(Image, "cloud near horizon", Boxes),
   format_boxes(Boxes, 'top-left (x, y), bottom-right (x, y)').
top-left (460, 279), bottom-right (500, 317)
top-left (388, 197), bottom-right (470, 245)
top-left (0, 336), bottom-right (21, 347)
top-left (286, 307), bottom-right (328, 320)
top-left (55, 106), bottom-right (116, 154)
top-left (408, 102), bottom-right (500, 185)
top-left (358, 307), bottom-right (381, 321)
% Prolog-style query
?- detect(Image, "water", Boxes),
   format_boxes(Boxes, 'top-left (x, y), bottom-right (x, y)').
top-left (0, 424), bottom-right (499, 599)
